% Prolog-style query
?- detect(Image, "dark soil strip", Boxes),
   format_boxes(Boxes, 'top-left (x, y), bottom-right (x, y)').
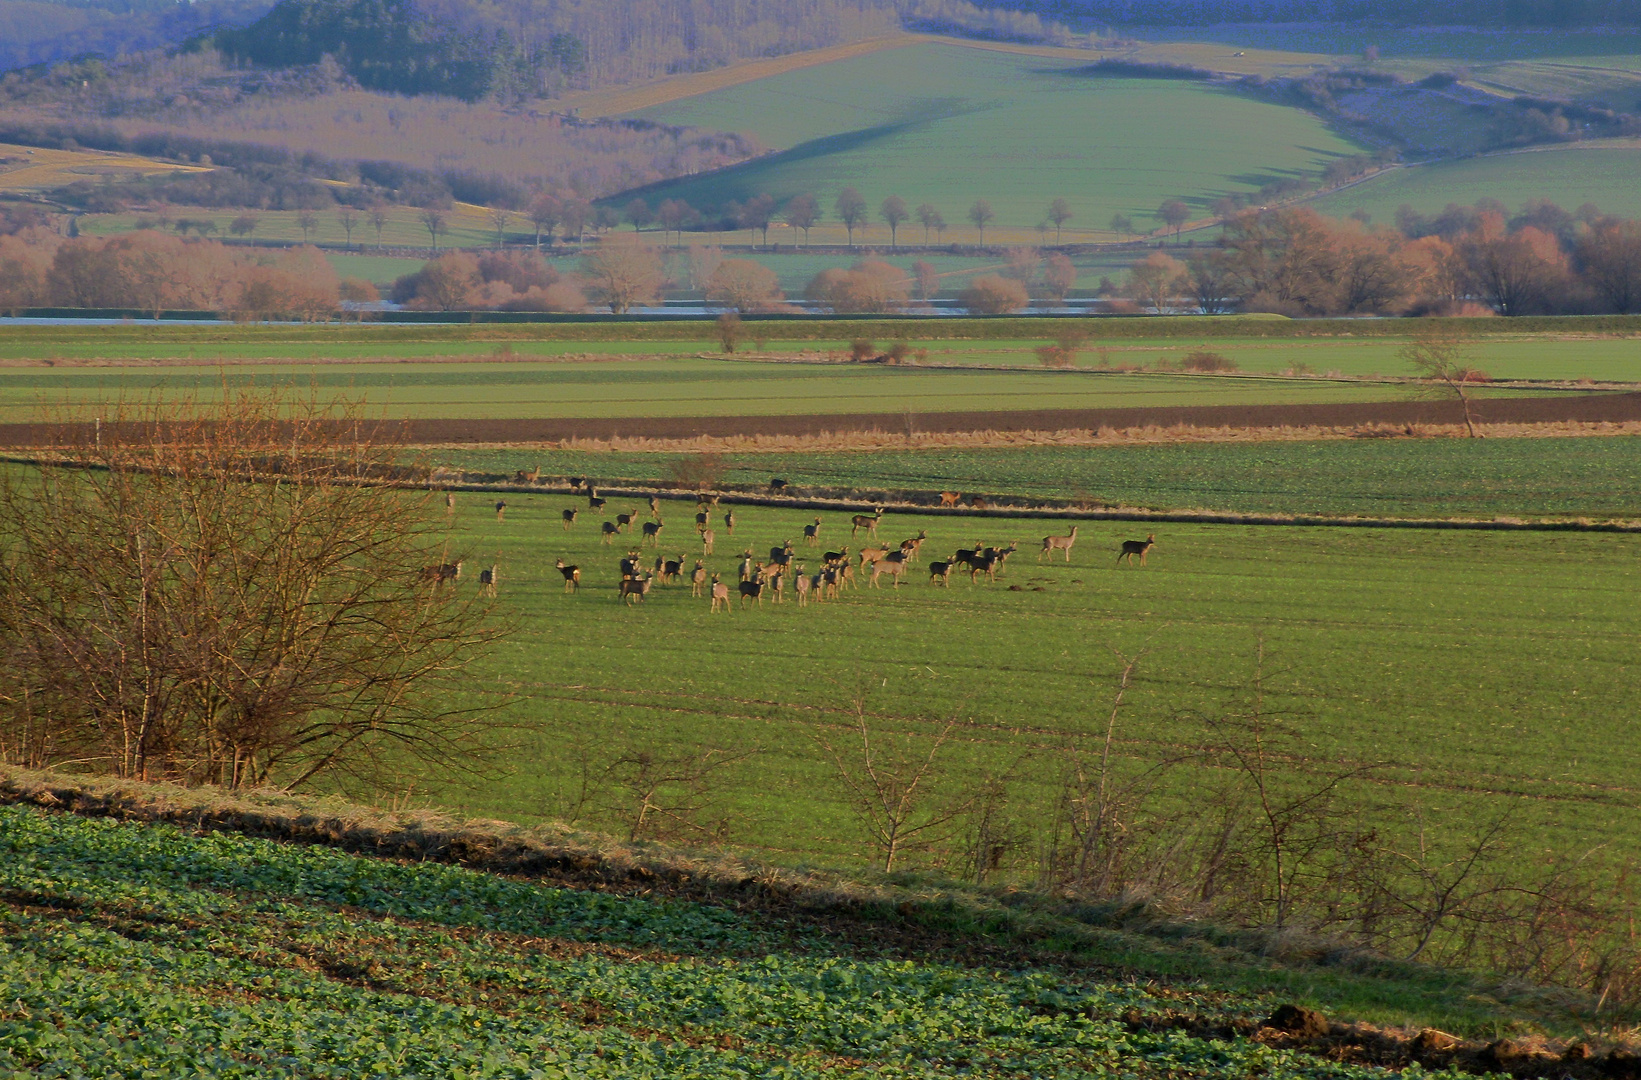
top-left (0, 393), bottom-right (1635, 446)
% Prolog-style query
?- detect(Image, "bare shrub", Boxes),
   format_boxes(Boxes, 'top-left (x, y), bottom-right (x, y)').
top-left (715, 311), bottom-right (742, 353)
top-left (1180, 350), bottom-right (1238, 373)
top-left (664, 451), bottom-right (726, 491)
top-left (957, 274), bottom-right (1029, 314)
top-left (602, 745), bottom-right (758, 843)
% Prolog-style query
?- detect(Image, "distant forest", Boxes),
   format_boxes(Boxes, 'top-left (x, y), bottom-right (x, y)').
top-left (1013, 0), bottom-right (1641, 27)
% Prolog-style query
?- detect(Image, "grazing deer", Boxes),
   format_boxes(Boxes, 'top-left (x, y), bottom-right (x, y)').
top-left (418, 560), bottom-right (462, 586)
top-left (600, 521), bottom-right (618, 544)
top-left (970, 495), bottom-right (989, 510)
top-left (1118, 534), bottom-right (1156, 566)
top-left (700, 528), bottom-right (716, 555)
top-left (851, 508), bottom-right (883, 537)
top-left (709, 574), bottom-right (731, 613)
top-left (802, 518), bottom-right (822, 545)
top-left (444, 490), bottom-right (455, 514)
top-left (768, 477), bottom-right (788, 494)
top-left (478, 565), bottom-right (498, 597)
top-left (642, 520), bottom-right (664, 546)
top-left (794, 570), bottom-right (812, 607)
top-left (938, 491), bottom-right (962, 508)
top-left (588, 494), bottom-right (606, 512)
top-left (1041, 526), bottom-right (1079, 562)
top-left (661, 555), bottom-right (684, 584)
top-left (569, 476), bottom-right (587, 493)
top-left (495, 500), bottom-right (507, 521)
top-left (556, 559), bottom-right (580, 592)
top-left (899, 530), bottom-right (927, 562)
top-left (739, 574), bottom-right (765, 607)
top-left (823, 547), bottom-right (849, 567)
top-left (723, 509), bottom-right (736, 535)
top-left (928, 558), bottom-right (954, 586)
top-left (695, 510), bottom-right (709, 531)
top-left (616, 510), bottom-right (636, 532)
top-left (562, 507), bottom-right (578, 529)
top-left (690, 560), bottom-right (708, 597)
top-left (619, 574), bottom-right (652, 605)
top-left (649, 494), bottom-right (662, 518)
top-left (870, 549), bottom-right (910, 588)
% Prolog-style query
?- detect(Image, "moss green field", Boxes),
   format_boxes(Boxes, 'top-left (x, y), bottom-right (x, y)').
top-left (623, 41), bottom-right (1368, 234)
top-left (412, 494), bottom-right (1641, 881)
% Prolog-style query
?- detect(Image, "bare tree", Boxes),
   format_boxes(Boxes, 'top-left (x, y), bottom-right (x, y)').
top-left (968, 200), bottom-right (995, 247)
top-left (658, 198), bottom-right (695, 247)
top-left (229, 214), bottom-right (258, 239)
top-left (368, 205), bottom-right (388, 249)
top-left (1158, 200), bottom-right (1191, 242)
top-left (740, 193), bottom-right (777, 249)
top-left (0, 390), bottom-right (509, 791)
top-left (1400, 332), bottom-right (1484, 437)
top-left (419, 207), bottom-right (447, 253)
top-left (336, 208), bottom-right (358, 249)
top-left (817, 685), bottom-right (975, 872)
top-left (625, 198), bottom-right (654, 234)
top-left (488, 206), bottom-right (512, 249)
top-left (602, 745), bottom-right (758, 843)
top-left (296, 211), bottom-right (319, 244)
top-left (783, 194), bottom-right (819, 246)
top-left (581, 239), bottom-right (665, 313)
top-left (528, 191), bottom-right (562, 250)
top-left (705, 259), bottom-right (785, 312)
top-left (836, 187), bottom-right (867, 248)
top-left (1047, 198), bottom-right (1073, 244)
top-left (916, 203), bottom-right (944, 245)
top-left (879, 195), bottom-right (908, 249)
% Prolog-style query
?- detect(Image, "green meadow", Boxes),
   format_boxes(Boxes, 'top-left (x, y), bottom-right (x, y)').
top-left (624, 41), bottom-right (1367, 232)
top-left (412, 495), bottom-right (1641, 883)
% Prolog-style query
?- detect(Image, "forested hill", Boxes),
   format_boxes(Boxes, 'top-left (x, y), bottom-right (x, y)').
top-left (214, 0), bottom-right (900, 102)
top-left (1014, 0), bottom-right (1639, 27)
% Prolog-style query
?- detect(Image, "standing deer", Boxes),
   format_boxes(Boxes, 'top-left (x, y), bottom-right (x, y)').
top-left (870, 549), bottom-right (910, 588)
top-left (1118, 534), bottom-right (1156, 566)
top-left (938, 491), bottom-right (962, 508)
top-left (899, 530), bottom-right (927, 562)
top-left (700, 529), bottom-right (716, 555)
top-left (556, 558), bottom-right (580, 592)
top-left (619, 574), bottom-right (652, 605)
top-left (619, 552), bottom-right (642, 579)
top-left (768, 541), bottom-right (794, 570)
top-left (478, 565), bottom-right (498, 597)
top-left (649, 495), bottom-right (662, 518)
top-left (642, 520), bottom-right (664, 546)
top-left (723, 509), bottom-right (736, 535)
top-left (1041, 526), bottom-right (1079, 562)
top-left (513, 467), bottom-right (541, 484)
top-left (418, 560), bottom-right (462, 586)
top-left (661, 555), bottom-right (685, 584)
top-left (739, 573), bottom-right (765, 607)
top-left (588, 488), bottom-right (606, 511)
top-left (695, 510), bottom-right (710, 531)
top-left (709, 574), bottom-right (731, 613)
top-left (768, 478), bottom-right (788, 494)
top-left (857, 545), bottom-right (890, 570)
top-left (851, 508), bottom-right (884, 537)
top-left (928, 558), bottom-right (954, 586)
top-left (616, 510), bottom-right (637, 532)
top-left (794, 569), bottom-right (812, 607)
top-left (802, 518), bottom-right (822, 545)
top-left (494, 500), bottom-right (507, 521)
top-left (690, 560), bottom-right (708, 597)
top-left (444, 490), bottom-right (455, 515)
top-left (600, 521), bottom-right (618, 544)
top-left (569, 476), bottom-right (587, 493)
top-left (738, 550), bottom-right (756, 582)
top-left (562, 507), bottom-right (578, 529)
top-left (970, 495), bottom-right (989, 510)
top-left (768, 566), bottom-right (786, 604)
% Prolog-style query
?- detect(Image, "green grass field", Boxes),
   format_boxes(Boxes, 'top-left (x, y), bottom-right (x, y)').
top-left (1309, 145), bottom-right (1641, 223)
top-left (623, 41), bottom-right (1367, 234)
top-left (412, 494), bottom-right (1641, 890)
top-left (441, 436), bottom-right (1641, 521)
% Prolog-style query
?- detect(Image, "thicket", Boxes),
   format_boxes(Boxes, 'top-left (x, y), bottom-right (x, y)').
top-left (1004, 0), bottom-right (1641, 27)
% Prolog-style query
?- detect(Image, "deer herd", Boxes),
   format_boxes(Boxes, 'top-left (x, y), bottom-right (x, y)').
top-left (424, 484), bottom-right (1161, 607)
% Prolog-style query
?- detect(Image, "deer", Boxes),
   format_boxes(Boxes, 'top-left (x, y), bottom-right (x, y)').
top-left (899, 530), bottom-right (928, 562)
top-left (768, 541), bottom-right (794, 570)
top-left (768, 477), bottom-right (788, 495)
top-left (494, 500), bottom-right (507, 521)
top-left (444, 490), bottom-right (455, 515)
top-left (649, 494), bottom-right (662, 518)
top-left (513, 466), bottom-right (540, 485)
top-left (417, 560), bottom-right (462, 586)
top-left (587, 487), bottom-right (605, 511)
top-left (601, 521), bottom-right (619, 544)
top-left (851, 508), bottom-right (883, 537)
top-left (642, 520), bottom-right (664, 546)
top-left (723, 509), bottom-right (736, 535)
top-left (768, 565), bottom-right (786, 604)
top-left (970, 495), bottom-right (988, 510)
top-left (478, 565), bottom-right (498, 597)
top-left (952, 543), bottom-right (985, 577)
top-left (739, 572), bottom-right (765, 607)
top-left (555, 558), bottom-right (580, 592)
top-left (700, 528), bottom-right (716, 555)
top-left (695, 510), bottom-right (709, 532)
top-left (794, 570), bottom-right (812, 607)
top-left (928, 558), bottom-right (954, 586)
top-left (802, 518), bottom-right (822, 546)
top-left (619, 552), bottom-right (642, 579)
top-left (836, 561), bottom-right (855, 592)
top-left (569, 476), bottom-right (587, 493)
top-left (969, 551), bottom-right (1002, 584)
top-left (822, 546), bottom-right (849, 568)
top-left (1041, 525), bottom-right (1079, 562)
top-left (739, 550), bottom-right (756, 582)
top-left (870, 549), bottom-right (910, 588)
top-left (709, 575), bottom-right (731, 613)
top-left (616, 509), bottom-right (637, 532)
top-left (662, 555), bottom-right (686, 584)
top-left (938, 491), bottom-right (962, 508)
top-left (1118, 533), bottom-right (1156, 567)
top-left (690, 560), bottom-right (708, 597)
top-left (857, 545), bottom-right (890, 570)
top-left (619, 574), bottom-right (652, 605)
top-left (562, 507), bottom-right (578, 530)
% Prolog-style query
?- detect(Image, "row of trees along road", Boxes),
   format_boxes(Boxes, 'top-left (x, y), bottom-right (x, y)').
top-left (0, 392), bottom-right (509, 790)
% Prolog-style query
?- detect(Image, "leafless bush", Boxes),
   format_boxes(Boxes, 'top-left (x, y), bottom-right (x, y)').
top-left (1180, 349), bottom-right (1239, 372)
top-left (601, 745), bottom-right (758, 844)
top-left (716, 311), bottom-right (742, 353)
top-left (664, 451), bottom-right (726, 491)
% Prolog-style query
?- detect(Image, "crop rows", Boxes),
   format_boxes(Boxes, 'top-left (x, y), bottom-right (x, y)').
top-left (0, 806), bottom-right (1473, 1079)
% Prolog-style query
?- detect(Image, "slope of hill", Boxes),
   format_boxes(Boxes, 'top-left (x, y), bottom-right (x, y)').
top-left (0, 766), bottom-right (1615, 1080)
top-left (0, 0), bottom-right (273, 73)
